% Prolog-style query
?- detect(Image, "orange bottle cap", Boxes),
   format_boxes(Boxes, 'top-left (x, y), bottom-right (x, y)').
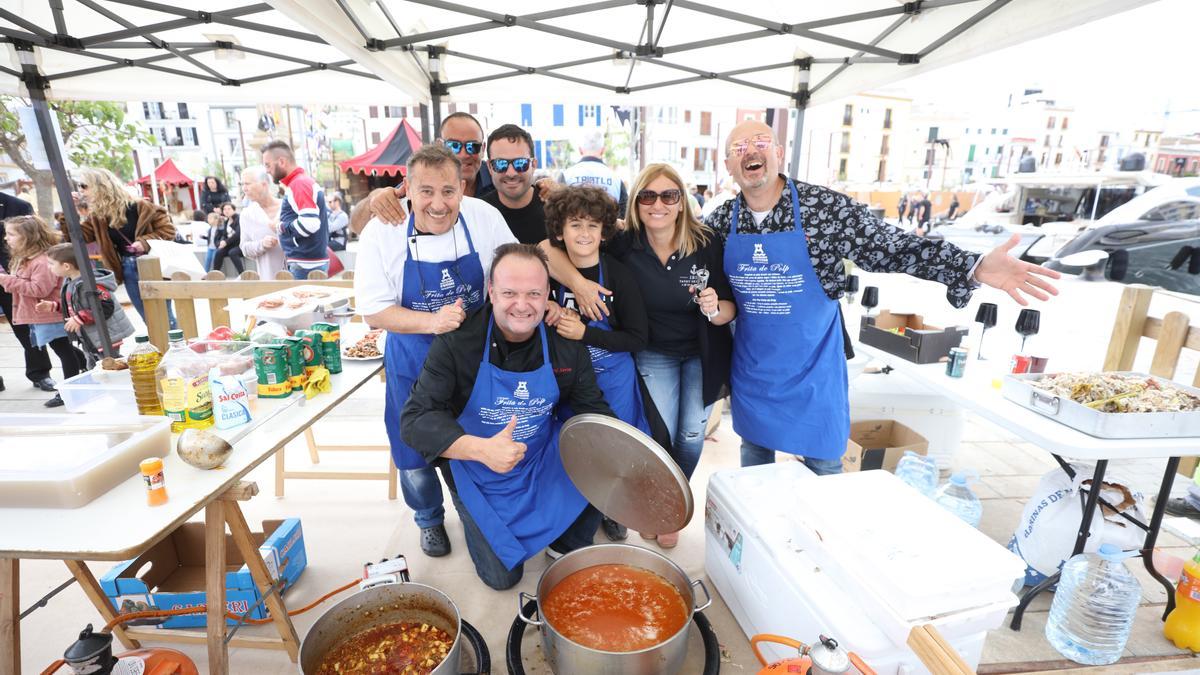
top-left (140, 457), bottom-right (164, 473)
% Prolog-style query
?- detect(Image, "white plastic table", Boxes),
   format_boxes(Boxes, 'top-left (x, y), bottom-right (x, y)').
top-left (854, 342), bottom-right (1199, 629)
top-left (0, 359), bottom-right (383, 674)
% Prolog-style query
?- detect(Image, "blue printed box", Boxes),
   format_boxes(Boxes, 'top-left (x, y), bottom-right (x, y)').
top-left (99, 518), bottom-right (306, 629)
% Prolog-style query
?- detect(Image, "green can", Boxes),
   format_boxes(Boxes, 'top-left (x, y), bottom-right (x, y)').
top-left (254, 344), bottom-right (291, 398)
top-left (293, 330), bottom-right (325, 376)
top-left (311, 322), bottom-right (342, 374)
top-left (277, 337), bottom-right (307, 391)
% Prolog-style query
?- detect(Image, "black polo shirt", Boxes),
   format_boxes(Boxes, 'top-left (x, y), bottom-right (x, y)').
top-left (480, 190), bottom-right (546, 245)
top-left (607, 228), bottom-right (732, 358)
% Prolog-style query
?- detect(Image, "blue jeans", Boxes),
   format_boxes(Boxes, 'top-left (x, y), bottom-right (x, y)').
top-left (203, 248), bottom-right (218, 271)
top-left (740, 440), bottom-right (844, 475)
top-left (450, 487), bottom-right (601, 590)
top-left (288, 262), bottom-right (329, 280)
top-left (401, 466), bottom-right (445, 529)
top-left (121, 256), bottom-right (176, 329)
top-left (635, 350), bottom-right (711, 479)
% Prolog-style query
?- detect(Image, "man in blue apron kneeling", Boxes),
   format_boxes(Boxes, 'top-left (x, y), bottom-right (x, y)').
top-left (355, 145), bottom-right (517, 558)
top-left (401, 243), bottom-right (616, 590)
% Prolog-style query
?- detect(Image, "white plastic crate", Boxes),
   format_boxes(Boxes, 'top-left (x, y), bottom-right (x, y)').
top-left (58, 369), bottom-right (137, 416)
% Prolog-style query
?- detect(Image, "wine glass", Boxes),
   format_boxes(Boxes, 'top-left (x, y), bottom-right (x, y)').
top-left (844, 274), bottom-right (860, 304)
top-left (1015, 308), bottom-right (1041, 352)
top-left (974, 302), bottom-right (998, 360)
top-left (861, 286), bottom-right (879, 316)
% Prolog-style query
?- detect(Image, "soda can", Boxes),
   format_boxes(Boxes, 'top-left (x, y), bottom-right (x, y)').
top-left (312, 322), bottom-right (342, 374)
top-left (254, 344), bottom-right (291, 398)
top-left (277, 337), bottom-right (307, 391)
top-left (946, 347), bottom-right (968, 378)
top-left (293, 330), bottom-right (325, 375)
top-left (1010, 354), bottom-right (1033, 374)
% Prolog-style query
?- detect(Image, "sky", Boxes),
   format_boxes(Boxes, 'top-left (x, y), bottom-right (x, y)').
top-left (880, 0), bottom-right (1200, 133)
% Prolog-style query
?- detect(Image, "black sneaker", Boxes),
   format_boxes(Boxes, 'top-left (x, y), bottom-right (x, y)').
top-left (601, 517), bottom-right (628, 541)
top-left (34, 377), bottom-right (56, 392)
top-left (419, 524), bottom-right (451, 557)
top-left (44, 393), bottom-right (64, 408)
top-left (1165, 497), bottom-right (1200, 519)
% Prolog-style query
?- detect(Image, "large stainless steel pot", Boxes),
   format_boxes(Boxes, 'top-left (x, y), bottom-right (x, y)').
top-left (299, 582), bottom-right (462, 674)
top-left (518, 543), bottom-right (711, 675)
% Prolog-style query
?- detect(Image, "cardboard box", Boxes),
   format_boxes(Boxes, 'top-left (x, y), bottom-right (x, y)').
top-left (859, 311), bottom-right (969, 364)
top-left (99, 518), bottom-right (306, 629)
top-left (842, 420), bottom-right (930, 473)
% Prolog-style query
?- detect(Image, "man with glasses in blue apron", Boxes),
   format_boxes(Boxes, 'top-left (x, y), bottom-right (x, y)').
top-left (401, 244), bottom-right (615, 590)
top-left (706, 121), bottom-right (1060, 474)
top-left (355, 145), bottom-right (516, 557)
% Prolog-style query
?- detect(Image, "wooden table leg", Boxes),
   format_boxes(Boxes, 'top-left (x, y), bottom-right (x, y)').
top-left (304, 427), bottom-right (321, 464)
top-left (275, 444), bottom-right (286, 497)
top-left (0, 558), bottom-right (18, 675)
top-left (225, 502), bottom-right (300, 661)
top-left (387, 456), bottom-right (398, 501)
top-left (206, 501), bottom-right (228, 674)
top-left (63, 561), bottom-right (140, 650)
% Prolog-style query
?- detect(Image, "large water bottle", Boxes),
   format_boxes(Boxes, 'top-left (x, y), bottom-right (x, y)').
top-left (933, 472), bottom-right (982, 527)
top-left (895, 451), bottom-right (938, 497)
top-left (1045, 544), bottom-right (1142, 665)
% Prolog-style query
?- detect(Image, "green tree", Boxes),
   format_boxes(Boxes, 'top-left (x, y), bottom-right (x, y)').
top-left (0, 95), bottom-right (151, 218)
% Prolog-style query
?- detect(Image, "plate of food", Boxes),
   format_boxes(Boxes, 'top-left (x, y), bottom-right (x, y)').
top-left (342, 325), bottom-right (385, 361)
top-left (235, 285), bottom-right (354, 322)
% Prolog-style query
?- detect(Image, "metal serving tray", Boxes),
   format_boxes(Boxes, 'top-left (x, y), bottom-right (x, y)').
top-left (1001, 371), bottom-right (1200, 439)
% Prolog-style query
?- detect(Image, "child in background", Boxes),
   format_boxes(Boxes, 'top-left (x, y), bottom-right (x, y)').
top-left (0, 216), bottom-right (85, 407)
top-left (204, 212), bottom-right (222, 271)
top-left (41, 243), bottom-right (135, 366)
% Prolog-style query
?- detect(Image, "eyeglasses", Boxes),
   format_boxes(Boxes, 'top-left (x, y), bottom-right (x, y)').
top-left (488, 157), bottom-right (532, 174)
top-left (728, 135), bottom-right (774, 156)
top-left (443, 140), bottom-right (484, 155)
top-left (636, 189), bottom-right (682, 206)
top-left (77, 183), bottom-right (88, 189)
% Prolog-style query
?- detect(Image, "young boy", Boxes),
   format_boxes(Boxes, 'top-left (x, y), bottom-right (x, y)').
top-left (38, 243), bottom-right (135, 364)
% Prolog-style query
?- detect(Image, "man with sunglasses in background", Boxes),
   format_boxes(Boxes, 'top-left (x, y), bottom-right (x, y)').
top-left (353, 112), bottom-right (495, 234)
top-left (705, 120), bottom-right (1060, 476)
top-left (480, 124), bottom-right (547, 245)
top-left (355, 145), bottom-right (516, 558)
top-left (560, 131), bottom-right (628, 216)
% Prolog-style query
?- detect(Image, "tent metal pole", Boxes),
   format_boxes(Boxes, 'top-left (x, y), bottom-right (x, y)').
top-left (15, 45), bottom-right (115, 357)
top-left (49, 0), bottom-right (68, 35)
top-left (380, 0), bottom-right (634, 49)
top-left (789, 106), bottom-right (805, 180)
top-left (430, 89), bottom-right (443, 137)
top-left (419, 104), bottom-right (431, 144)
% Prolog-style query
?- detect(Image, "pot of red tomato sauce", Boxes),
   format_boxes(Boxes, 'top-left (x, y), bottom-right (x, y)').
top-left (518, 543), bottom-right (711, 674)
top-left (299, 580), bottom-right (462, 675)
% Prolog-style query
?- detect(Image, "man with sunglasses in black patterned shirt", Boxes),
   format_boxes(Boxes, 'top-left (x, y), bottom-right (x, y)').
top-left (480, 124), bottom-right (547, 245)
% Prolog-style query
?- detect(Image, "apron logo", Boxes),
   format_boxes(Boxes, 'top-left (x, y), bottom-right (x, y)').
top-left (439, 269), bottom-right (454, 290)
top-left (514, 381), bottom-right (530, 400)
top-left (752, 243), bottom-right (768, 264)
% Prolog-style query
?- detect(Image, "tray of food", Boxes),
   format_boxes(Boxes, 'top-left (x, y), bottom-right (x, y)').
top-left (1001, 371), bottom-right (1200, 439)
top-left (342, 326), bottom-right (384, 361)
top-left (233, 285), bottom-right (354, 322)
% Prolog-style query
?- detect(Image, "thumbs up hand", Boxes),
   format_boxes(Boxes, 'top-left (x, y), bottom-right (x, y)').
top-left (428, 297), bottom-right (467, 334)
top-left (482, 415), bottom-right (527, 474)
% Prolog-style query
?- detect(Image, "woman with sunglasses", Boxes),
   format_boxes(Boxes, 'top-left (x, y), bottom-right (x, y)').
top-left (541, 163), bottom-right (735, 549)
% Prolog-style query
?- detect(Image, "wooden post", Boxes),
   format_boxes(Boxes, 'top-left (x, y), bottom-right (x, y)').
top-left (137, 256), bottom-right (171, 350)
top-left (171, 271), bottom-right (200, 339)
top-left (204, 271), bottom-right (232, 329)
top-left (0, 558), bottom-right (17, 675)
top-left (64, 561), bottom-right (140, 650)
top-left (1150, 311), bottom-right (1190, 379)
top-left (1103, 284), bottom-right (1154, 372)
top-left (205, 501), bottom-right (228, 674)
top-left (304, 428), bottom-right (322, 464)
top-left (225, 502), bottom-right (300, 661)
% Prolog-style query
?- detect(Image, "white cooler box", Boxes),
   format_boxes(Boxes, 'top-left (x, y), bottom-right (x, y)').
top-left (850, 369), bottom-right (964, 470)
top-left (705, 464), bottom-right (1023, 674)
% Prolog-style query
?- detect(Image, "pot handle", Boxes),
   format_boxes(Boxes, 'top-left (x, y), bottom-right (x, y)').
top-left (517, 591), bottom-right (543, 626)
top-left (691, 578), bottom-right (712, 612)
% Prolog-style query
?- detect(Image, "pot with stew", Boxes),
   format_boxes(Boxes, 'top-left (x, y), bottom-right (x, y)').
top-left (299, 581), bottom-right (462, 675)
top-left (518, 543), bottom-right (712, 674)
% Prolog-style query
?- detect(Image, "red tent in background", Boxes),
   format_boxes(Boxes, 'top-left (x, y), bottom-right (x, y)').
top-left (134, 158), bottom-right (198, 213)
top-left (340, 119), bottom-right (423, 177)
top-left (136, 158), bottom-right (193, 186)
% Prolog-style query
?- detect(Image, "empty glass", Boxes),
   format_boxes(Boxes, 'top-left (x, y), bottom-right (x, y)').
top-left (861, 286), bottom-right (879, 316)
top-left (974, 302), bottom-right (998, 360)
top-left (1016, 308), bottom-right (1041, 352)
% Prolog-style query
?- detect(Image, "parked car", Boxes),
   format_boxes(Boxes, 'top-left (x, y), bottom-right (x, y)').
top-left (1044, 219), bottom-right (1200, 295)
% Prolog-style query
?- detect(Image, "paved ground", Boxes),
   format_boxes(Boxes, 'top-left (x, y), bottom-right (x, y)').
top-left (5, 273), bottom-right (1200, 673)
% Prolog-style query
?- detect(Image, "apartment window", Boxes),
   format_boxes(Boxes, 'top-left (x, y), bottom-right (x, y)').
top-left (968, 144), bottom-right (976, 162)
top-left (142, 102), bottom-right (165, 120)
top-left (1055, 152), bottom-right (1063, 166)
top-left (371, 132), bottom-right (381, 144)
top-left (991, 128), bottom-right (996, 135)
top-left (224, 110), bottom-right (236, 128)
top-left (520, 104), bottom-right (533, 126)
top-left (700, 111), bottom-right (712, 136)
top-left (369, 106), bottom-right (379, 118)
top-left (680, 146), bottom-right (688, 160)
top-left (880, 135), bottom-right (890, 155)
top-left (177, 103), bottom-right (189, 119)
top-left (694, 148), bottom-right (705, 171)
top-left (924, 148), bottom-right (935, 166)
top-left (469, 104), bottom-right (478, 114)
top-left (399, 107), bottom-right (407, 118)
top-left (656, 140), bottom-right (678, 160)
top-left (228, 138), bottom-right (239, 153)
top-left (1061, 117), bottom-right (1069, 130)
top-left (684, 110), bottom-right (692, 124)
top-left (977, 129), bottom-right (982, 134)
top-left (1047, 116), bottom-right (1056, 129)
top-left (448, 104), bottom-right (457, 114)
top-left (838, 158), bottom-right (848, 181)
top-left (927, 126), bottom-right (939, 142)
top-left (840, 132), bottom-right (850, 154)
top-left (553, 104), bottom-right (564, 127)
top-left (385, 106), bottom-right (403, 118)
top-left (843, 104), bottom-right (853, 126)
top-left (1002, 129), bottom-right (1009, 135)
top-left (1044, 135), bottom-right (1051, 147)
top-left (883, 108), bottom-right (892, 129)
top-left (1158, 158), bottom-right (1166, 171)
top-left (1100, 135), bottom-right (1109, 148)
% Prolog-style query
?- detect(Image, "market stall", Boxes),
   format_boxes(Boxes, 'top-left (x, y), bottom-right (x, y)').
top-left (337, 119), bottom-right (422, 204)
top-left (133, 159), bottom-right (198, 217)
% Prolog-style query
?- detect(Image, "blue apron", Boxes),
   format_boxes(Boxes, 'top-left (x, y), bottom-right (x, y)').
top-left (451, 321), bottom-right (588, 569)
top-left (724, 181), bottom-right (849, 459)
top-left (555, 258), bottom-right (651, 434)
top-left (383, 214), bottom-right (486, 470)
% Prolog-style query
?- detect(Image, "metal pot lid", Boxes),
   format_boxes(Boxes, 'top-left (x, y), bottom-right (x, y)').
top-left (558, 414), bottom-right (692, 536)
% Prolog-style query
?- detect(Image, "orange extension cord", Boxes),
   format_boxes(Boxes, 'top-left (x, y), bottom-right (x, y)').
top-left (41, 578), bottom-right (359, 675)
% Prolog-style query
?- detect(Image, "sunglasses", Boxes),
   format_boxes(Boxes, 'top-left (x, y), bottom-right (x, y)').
top-left (443, 140), bottom-right (484, 155)
top-left (728, 135), bottom-right (774, 156)
top-left (488, 157), bottom-right (532, 174)
top-left (77, 183), bottom-right (88, 189)
top-left (636, 189), bottom-right (682, 206)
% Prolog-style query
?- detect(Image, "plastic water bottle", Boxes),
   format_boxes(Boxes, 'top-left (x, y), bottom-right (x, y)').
top-left (933, 472), bottom-right (982, 527)
top-left (894, 451), bottom-right (938, 497)
top-left (1045, 544), bottom-right (1141, 665)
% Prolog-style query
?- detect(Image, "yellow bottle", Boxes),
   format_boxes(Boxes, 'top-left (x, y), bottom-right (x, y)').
top-left (156, 329), bottom-right (214, 432)
top-left (128, 335), bottom-right (163, 416)
top-left (1164, 551), bottom-right (1200, 650)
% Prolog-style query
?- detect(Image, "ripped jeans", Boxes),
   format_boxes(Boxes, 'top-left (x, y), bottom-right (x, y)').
top-left (636, 350), bottom-right (712, 479)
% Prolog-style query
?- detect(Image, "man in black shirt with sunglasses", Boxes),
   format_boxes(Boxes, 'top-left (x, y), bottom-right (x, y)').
top-left (480, 124), bottom-right (547, 245)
